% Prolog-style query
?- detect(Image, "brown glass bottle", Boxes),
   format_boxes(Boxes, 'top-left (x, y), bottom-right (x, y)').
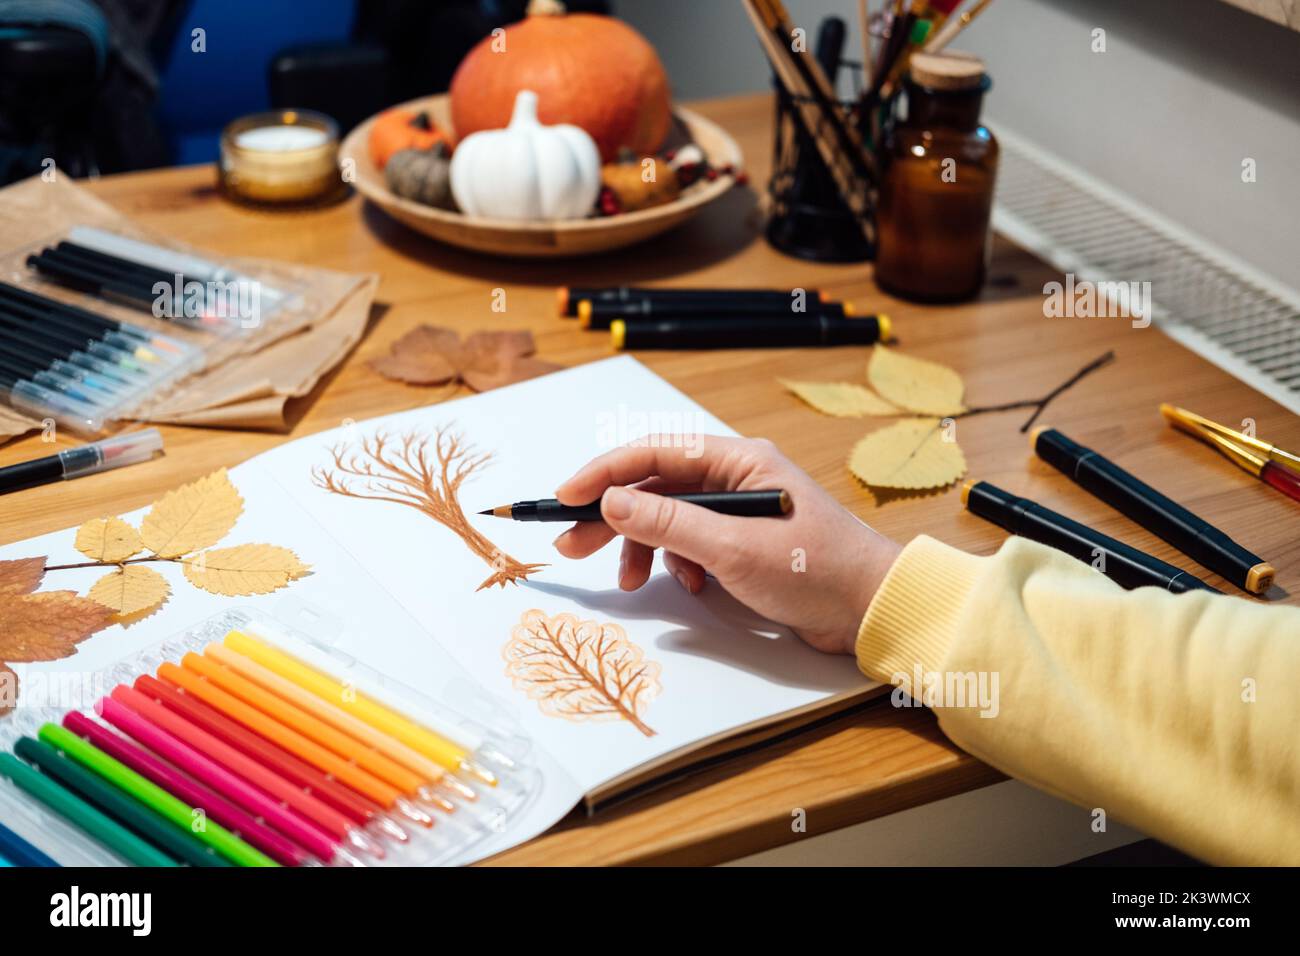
top-left (874, 53), bottom-right (999, 302)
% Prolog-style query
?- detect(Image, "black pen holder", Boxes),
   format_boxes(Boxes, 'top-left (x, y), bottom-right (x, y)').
top-left (765, 79), bottom-right (876, 263)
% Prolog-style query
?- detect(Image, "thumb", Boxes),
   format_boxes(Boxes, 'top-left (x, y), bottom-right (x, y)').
top-left (600, 487), bottom-right (738, 571)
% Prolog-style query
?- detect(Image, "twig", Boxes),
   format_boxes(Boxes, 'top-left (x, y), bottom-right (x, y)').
top-left (960, 351), bottom-right (1115, 433)
top-left (44, 556), bottom-right (181, 573)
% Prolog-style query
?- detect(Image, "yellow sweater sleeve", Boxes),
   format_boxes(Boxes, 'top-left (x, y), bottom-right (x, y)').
top-left (856, 534), bottom-right (1300, 865)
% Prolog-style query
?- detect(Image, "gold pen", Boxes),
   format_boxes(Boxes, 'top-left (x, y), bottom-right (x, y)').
top-left (1160, 404), bottom-right (1300, 475)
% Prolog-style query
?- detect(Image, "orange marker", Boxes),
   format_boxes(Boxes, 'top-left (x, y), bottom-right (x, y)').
top-left (192, 649), bottom-right (427, 795)
top-left (205, 643), bottom-right (451, 790)
top-left (169, 655), bottom-right (403, 808)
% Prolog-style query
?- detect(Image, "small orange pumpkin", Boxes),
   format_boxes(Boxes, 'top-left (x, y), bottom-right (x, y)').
top-left (369, 108), bottom-right (448, 170)
top-left (449, 0), bottom-right (671, 164)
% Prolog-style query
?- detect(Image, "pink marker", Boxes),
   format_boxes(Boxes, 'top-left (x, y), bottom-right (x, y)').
top-left (63, 711), bottom-right (308, 866)
top-left (96, 693), bottom-right (338, 862)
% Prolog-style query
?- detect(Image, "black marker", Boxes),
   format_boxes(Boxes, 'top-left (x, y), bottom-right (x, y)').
top-left (480, 489), bottom-right (792, 522)
top-left (610, 314), bottom-right (890, 350)
top-left (579, 297), bottom-right (853, 329)
top-left (558, 285), bottom-right (827, 317)
top-left (963, 480), bottom-right (1220, 594)
top-left (1031, 427), bottom-right (1273, 593)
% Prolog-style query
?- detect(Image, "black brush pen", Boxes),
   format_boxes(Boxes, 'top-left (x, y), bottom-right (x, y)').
top-left (963, 480), bottom-right (1220, 594)
top-left (480, 489), bottom-right (792, 522)
top-left (1032, 426), bottom-right (1274, 593)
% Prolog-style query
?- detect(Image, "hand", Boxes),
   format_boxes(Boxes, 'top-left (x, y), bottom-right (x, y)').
top-left (553, 435), bottom-right (902, 656)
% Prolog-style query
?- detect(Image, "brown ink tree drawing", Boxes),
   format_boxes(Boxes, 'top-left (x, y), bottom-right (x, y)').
top-left (503, 610), bottom-right (661, 737)
top-left (312, 428), bottom-right (546, 591)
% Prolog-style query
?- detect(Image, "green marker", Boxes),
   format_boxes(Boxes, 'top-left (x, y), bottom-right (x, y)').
top-left (15, 736), bottom-right (228, 867)
top-left (38, 723), bottom-right (276, 868)
top-left (0, 751), bottom-right (178, 867)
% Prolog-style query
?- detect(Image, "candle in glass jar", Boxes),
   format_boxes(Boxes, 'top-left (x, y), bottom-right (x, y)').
top-left (219, 110), bottom-right (344, 206)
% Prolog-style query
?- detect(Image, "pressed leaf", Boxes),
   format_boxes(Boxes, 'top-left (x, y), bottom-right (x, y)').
top-left (503, 610), bottom-right (661, 737)
top-left (0, 662), bottom-right (16, 717)
top-left (868, 347), bottom-right (967, 416)
top-left (0, 591), bottom-right (115, 662)
top-left (75, 517), bottom-right (143, 563)
top-left (370, 326), bottom-right (461, 384)
top-left (780, 379), bottom-right (899, 417)
top-left (87, 565), bottom-right (170, 618)
top-left (0, 556), bottom-right (46, 596)
top-left (369, 325), bottom-right (561, 391)
top-left (140, 468), bottom-right (244, 558)
top-left (182, 544), bottom-right (311, 596)
top-left (848, 418), bottom-right (967, 490)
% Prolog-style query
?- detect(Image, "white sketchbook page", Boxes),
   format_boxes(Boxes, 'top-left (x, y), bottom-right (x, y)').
top-left (251, 356), bottom-right (869, 796)
top-left (0, 464), bottom-right (584, 865)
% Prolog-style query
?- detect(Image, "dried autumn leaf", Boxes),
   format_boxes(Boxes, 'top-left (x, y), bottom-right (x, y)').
top-left (75, 516), bottom-right (143, 563)
top-left (140, 468), bottom-right (244, 558)
top-left (868, 347), bottom-right (967, 416)
top-left (0, 591), bottom-right (115, 662)
top-left (369, 326), bottom-right (461, 384)
top-left (87, 565), bottom-right (170, 618)
top-left (0, 556), bottom-right (46, 596)
top-left (503, 610), bottom-right (661, 737)
top-left (369, 325), bottom-right (561, 392)
top-left (182, 544), bottom-right (311, 596)
top-left (848, 418), bottom-right (967, 490)
top-left (780, 379), bottom-right (899, 417)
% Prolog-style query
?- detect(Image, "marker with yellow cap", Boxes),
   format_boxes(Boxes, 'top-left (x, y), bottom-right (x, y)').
top-left (611, 313), bottom-right (891, 350)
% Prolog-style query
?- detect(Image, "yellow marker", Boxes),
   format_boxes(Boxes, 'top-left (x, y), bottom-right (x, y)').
top-left (577, 299), bottom-right (593, 327)
top-left (610, 318), bottom-right (626, 350)
top-left (877, 313), bottom-right (892, 343)
top-left (222, 631), bottom-right (483, 781)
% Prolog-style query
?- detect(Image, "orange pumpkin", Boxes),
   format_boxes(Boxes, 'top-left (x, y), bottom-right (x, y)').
top-left (449, 0), bottom-right (671, 164)
top-left (369, 108), bottom-right (448, 170)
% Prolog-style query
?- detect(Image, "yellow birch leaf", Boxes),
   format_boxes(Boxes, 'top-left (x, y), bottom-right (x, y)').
top-left (848, 418), bottom-right (967, 490)
top-left (87, 565), bottom-right (170, 617)
top-left (779, 380), bottom-right (899, 417)
top-left (74, 517), bottom-right (143, 563)
top-left (182, 544), bottom-right (311, 596)
top-left (140, 469), bottom-right (244, 558)
top-left (867, 347), bottom-right (967, 416)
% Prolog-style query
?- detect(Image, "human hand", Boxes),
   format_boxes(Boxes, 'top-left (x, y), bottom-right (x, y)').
top-left (553, 435), bottom-right (902, 656)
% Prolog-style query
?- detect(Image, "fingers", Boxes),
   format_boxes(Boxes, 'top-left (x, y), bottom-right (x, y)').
top-left (663, 551), bottom-right (706, 594)
top-left (599, 485), bottom-right (740, 571)
top-left (618, 538), bottom-right (656, 590)
top-left (553, 520), bottom-right (616, 559)
top-left (555, 435), bottom-right (752, 505)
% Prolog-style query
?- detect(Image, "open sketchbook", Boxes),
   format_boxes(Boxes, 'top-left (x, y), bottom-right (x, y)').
top-left (1, 357), bottom-right (883, 863)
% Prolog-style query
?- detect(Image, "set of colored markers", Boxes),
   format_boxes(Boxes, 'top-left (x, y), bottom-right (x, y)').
top-left (0, 614), bottom-right (533, 867)
top-left (558, 285), bottom-right (892, 350)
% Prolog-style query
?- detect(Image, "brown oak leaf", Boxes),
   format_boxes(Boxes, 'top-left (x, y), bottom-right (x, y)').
top-left (0, 662), bottom-right (16, 717)
top-left (369, 325), bottom-right (562, 391)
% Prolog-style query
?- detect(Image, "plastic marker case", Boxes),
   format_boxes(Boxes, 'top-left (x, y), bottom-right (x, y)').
top-left (0, 607), bottom-right (541, 867)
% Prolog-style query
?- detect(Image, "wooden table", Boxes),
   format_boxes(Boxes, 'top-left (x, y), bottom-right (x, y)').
top-left (4, 94), bottom-right (1297, 865)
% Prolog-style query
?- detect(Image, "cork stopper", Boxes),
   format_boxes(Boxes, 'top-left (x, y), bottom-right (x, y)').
top-left (909, 51), bottom-right (986, 91)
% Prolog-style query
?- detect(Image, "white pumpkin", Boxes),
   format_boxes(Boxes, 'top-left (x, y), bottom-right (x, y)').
top-left (450, 89), bottom-right (601, 221)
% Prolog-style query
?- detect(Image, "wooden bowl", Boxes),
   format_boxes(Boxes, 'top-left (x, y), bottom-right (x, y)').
top-left (340, 94), bottom-right (744, 258)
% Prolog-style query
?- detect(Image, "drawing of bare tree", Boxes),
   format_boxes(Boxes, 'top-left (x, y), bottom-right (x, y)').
top-left (312, 428), bottom-right (546, 591)
top-left (504, 610), bottom-right (661, 737)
